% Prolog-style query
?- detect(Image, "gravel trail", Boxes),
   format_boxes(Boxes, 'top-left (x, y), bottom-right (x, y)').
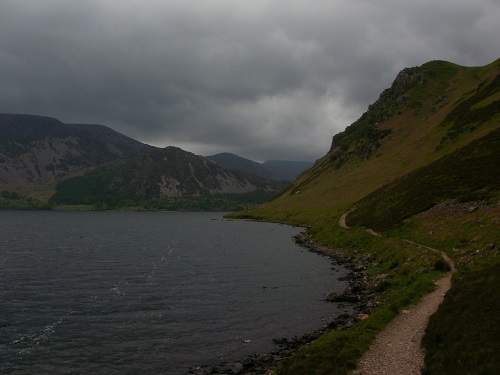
top-left (339, 210), bottom-right (457, 374)
top-left (351, 270), bottom-right (453, 374)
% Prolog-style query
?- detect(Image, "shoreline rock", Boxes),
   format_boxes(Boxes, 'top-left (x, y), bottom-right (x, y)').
top-left (189, 232), bottom-right (378, 375)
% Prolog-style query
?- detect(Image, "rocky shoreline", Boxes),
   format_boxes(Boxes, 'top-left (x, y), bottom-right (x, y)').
top-left (188, 232), bottom-right (378, 375)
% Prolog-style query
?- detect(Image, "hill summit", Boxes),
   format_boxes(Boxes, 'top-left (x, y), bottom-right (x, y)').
top-left (253, 58), bottom-right (499, 221)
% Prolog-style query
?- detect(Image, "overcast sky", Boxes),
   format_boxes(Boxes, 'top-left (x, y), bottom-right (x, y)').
top-left (1, 0), bottom-right (499, 161)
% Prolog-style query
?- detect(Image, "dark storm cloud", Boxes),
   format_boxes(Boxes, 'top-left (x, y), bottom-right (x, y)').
top-left (1, 0), bottom-right (499, 161)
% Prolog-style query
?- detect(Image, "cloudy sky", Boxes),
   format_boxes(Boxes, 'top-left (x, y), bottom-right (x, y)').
top-left (1, 0), bottom-right (499, 161)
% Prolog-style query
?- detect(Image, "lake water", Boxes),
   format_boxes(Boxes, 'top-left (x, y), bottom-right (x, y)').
top-left (0, 211), bottom-right (349, 374)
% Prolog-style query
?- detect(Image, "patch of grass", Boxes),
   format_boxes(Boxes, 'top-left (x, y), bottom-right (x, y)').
top-left (49, 167), bottom-right (116, 205)
top-left (347, 128), bottom-right (500, 231)
top-left (440, 73), bottom-right (500, 142)
top-left (388, 201), bottom-right (500, 275)
top-left (422, 262), bottom-right (500, 375)
top-left (404, 60), bottom-right (460, 108)
top-left (0, 190), bottom-right (51, 210)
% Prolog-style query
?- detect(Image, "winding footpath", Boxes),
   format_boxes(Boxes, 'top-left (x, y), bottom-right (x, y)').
top-left (340, 210), bottom-right (456, 375)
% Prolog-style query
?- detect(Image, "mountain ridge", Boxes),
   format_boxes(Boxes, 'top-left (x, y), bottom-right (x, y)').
top-left (0, 114), bottom-right (290, 209)
top-left (0, 113), bottom-right (152, 186)
top-left (266, 58), bottom-right (499, 208)
top-left (206, 152), bottom-right (313, 182)
top-left (49, 146), bottom-right (284, 210)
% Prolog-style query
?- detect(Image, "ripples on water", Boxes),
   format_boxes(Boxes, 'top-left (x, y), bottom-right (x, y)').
top-left (0, 211), bottom-right (349, 374)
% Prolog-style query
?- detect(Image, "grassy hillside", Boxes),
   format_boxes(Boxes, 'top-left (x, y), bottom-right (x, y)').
top-left (228, 58), bottom-right (499, 374)
top-left (423, 262), bottom-right (499, 374)
top-left (236, 59), bottom-right (499, 226)
top-left (347, 128), bottom-right (500, 231)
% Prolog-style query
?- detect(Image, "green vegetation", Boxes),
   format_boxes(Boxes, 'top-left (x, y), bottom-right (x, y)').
top-left (347, 128), bottom-right (500, 231)
top-left (228, 59), bottom-right (500, 374)
top-left (49, 168), bottom-right (116, 206)
top-left (440, 72), bottom-right (500, 143)
top-left (423, 263), bottom-right (500, 375)
top-left (389, 199), bottom-right (500, 275)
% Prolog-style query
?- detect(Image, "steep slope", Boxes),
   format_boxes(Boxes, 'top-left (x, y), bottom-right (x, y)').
top-left (50, 146), bottom-right (284, 210)
top-left (229, 58), bottom-right (499, 374)
top-left (240, 58), bottom-right (499, 227)
top-left (347, 127), bottom-right (500, 231)
top-left (206, 152), bottom-right (288, 181)
top-left (0, 113), bottom-right (151, 186)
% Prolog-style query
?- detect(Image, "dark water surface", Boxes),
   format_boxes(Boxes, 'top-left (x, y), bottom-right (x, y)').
top-left (0, 211), bottom-right (349, 374)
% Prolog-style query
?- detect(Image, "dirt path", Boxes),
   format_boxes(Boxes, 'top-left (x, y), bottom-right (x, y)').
top-left (339, 208), bottom-right (382, 236)
top-left (338, 208), bottom-right (355, 228)
top-left (351, 268), bottom-right (454, 374)
top-left (339, 211), bottom-right (456, 374)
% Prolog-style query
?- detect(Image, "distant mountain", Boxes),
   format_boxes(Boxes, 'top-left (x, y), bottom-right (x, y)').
top-left (0, 113), bottom-right (292, 210)
top-left (262, 160), bottom-right (314, 181)
top-left (0, 113), bottom-right (151, 186)
top-left (50, 147), bottom-right (284, 210)
top-left (206, 153), bottom-right (313, 182)
top-left (206, 152), bottom-right (287, 181)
